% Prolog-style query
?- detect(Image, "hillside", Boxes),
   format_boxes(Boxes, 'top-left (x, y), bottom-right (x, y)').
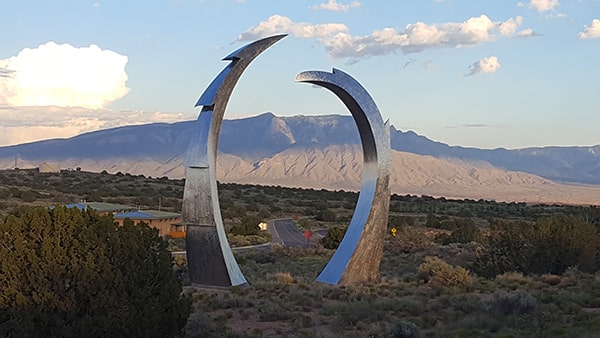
top-left (4, 145), bottom-right (598, 205)
top-left (1, 113), bottom-right (599, 205)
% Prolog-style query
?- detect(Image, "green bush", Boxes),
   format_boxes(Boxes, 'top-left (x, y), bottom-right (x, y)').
top-left (0, 206), bottom-right (190, 338)
top-left (474, 216), bottom-right (600, 277)
top-left (391, 227), bottom-right (434, 253)
top-left (315, 208), bottom-right (337, 222)
top-left (487, 291), bottom-right (538, 316)
top-left (388, 320), bottom-right (421, 338)
top-left (320, 226), bottom-right (347, 249)
top-left (230, 214), bottom-right (262, 236)
top-left (435, 219), bottom-right (482, 245)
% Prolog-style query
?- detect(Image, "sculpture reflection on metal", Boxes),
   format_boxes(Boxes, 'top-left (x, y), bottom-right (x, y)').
top-left (183, 34), bottom-right (286, 287)
top-left (295, 69), bottom-right (391, 285)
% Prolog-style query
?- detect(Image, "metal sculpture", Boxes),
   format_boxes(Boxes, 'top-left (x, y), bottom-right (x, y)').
top-left (183, 34), bottom-right (286, 287)
top-left (296, 69), bottom-right (391, 285)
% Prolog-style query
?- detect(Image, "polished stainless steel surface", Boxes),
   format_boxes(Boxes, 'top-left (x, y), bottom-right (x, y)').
top-left (296, 68), bottom-right (391, 285)
top-left (183, 35), bottom-right (286, 287)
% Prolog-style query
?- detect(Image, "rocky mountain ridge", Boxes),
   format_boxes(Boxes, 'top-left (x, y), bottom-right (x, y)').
top-left (1, 113), bottom-right (599, 204)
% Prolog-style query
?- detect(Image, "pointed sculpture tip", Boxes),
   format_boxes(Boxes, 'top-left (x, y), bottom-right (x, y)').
top-left (223, 34), bottom-right (288, 61)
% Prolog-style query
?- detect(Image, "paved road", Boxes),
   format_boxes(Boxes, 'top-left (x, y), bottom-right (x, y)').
top-left (268, 218), bottom-right (321, 248)
top-left (172, 218), bottom-right (325, 257)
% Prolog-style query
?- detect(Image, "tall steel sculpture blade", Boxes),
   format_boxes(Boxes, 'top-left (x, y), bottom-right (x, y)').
top-left (295, 68), bottom-right (391, 285)
top-left (183, 34), bottom-right (286, 287)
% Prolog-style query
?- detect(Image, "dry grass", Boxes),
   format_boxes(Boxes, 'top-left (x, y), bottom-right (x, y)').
top-left (182, 244), bottom-right (600, 337)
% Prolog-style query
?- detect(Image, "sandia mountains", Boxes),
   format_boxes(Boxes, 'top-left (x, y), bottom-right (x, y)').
top-left (1, 113), bottom-right (599, 205)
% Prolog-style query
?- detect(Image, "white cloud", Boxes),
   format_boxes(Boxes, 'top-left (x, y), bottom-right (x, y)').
top-left (237, 15), bottom-right (349, 41)
top-left (238, 15), bottom-right (525, 63)
top-left (466, 56), bottom-right (500, 76)
top-left (0, 42), bottom-right (130, 109)
top-left (498, 16), bottom-right (523, 35)
top-left (578, 19), bottom-right (600, 39)
top-left (0, 106), bottom-right (187, 146)
top-left (517, 28), bottom-right (538, 37)
top-left (527, 0), bottom-right (559, 12)
top-left (309, 0), bottom-right (361, 12)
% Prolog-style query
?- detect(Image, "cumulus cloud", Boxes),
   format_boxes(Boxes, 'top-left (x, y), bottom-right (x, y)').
top-left (0, 42), bottom-right (130, 109)
top-left (466, 56), bottom-right (500, 76)
top-left (238, 15), bottom-right (526, 63)
top-left (519, 0), bottom-right (560, 12)
top-left (578, 19), bottom-right (600, 39)
top-left (237, 15), bottom-right (349, 41)
top-left (517, 28), bottom-right (539, 37)
top-left (309, 0), bottom-right (361, 12)
top-left (498, 16), bottom-right (523, 35)
top-left (0, 106), bottom-right (187, 146)
top-left (0, 67), bottom-right (15, 78)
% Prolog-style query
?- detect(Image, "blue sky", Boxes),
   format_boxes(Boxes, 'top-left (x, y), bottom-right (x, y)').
top-left (1, 0), bottom-right (599, 149)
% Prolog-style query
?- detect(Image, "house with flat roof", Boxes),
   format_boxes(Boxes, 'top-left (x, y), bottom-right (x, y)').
top-left (65, 201), bottom-right (183, 238)
top-left (113, 210), bottom-right (182, 237)
top-left (65, 202), bottom-right (137, 215)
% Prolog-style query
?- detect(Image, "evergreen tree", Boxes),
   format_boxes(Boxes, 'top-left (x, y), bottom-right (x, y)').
top-left (0, 206), bottom-right (190, 338)
top-left (474, 215), bottom-right (600, 277)
top-left (320, 226), bottom-right (348, 249)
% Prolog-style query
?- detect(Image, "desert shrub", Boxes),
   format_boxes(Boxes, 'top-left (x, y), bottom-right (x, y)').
top-left (435, 221), bottom-right (482, 245)
top-left (388, 215), bottom-right (415, 228)
top-left (293, 314), bottom-right (314, 328)
top-left (487, 291), bottom-right (538, 316)
top-left (315, 208), bottom-right (337, 222)
top-left (388, 320), bottom-right (422, 338)
top-left (474, 216), bottom-right (600, 277)
top-left (449, 219), bottom-right (482, 243)
top-left (540, 274), bottom-right (562, 286)
top-left (325, 301), bottom-right (387, 328)
top-left (320, 226), bottom-right (347, 249)
top-left (230, 214), bottom-right (261, 236)
top-left (392, 227), bottom-right (434, 253)
top-left (418, 256), bottom-right (473, 288)
top-left (257, 301), bottom-right (290, 322)
top-left (258, 208), bottom-right (271, 219)
top-left (494, 272), bottom-right (534, 289)
top-left (273, 272), bottom-right (294, 284)
top-left (272, 244), bottom-right (333, 259)
top-left (19, 189), bottom-right (37, 202)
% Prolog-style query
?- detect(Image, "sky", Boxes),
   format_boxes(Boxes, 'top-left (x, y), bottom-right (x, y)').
top-left (1, 0), bottom-right (599, 149)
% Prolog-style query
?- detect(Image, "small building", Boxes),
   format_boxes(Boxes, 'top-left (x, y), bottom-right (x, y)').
top-left (65, 201), bottom-right (183, 237)
top-left (65, 202), bottom-right (138, 216)
top-left (169, 223), bottom-right (186, 239)
top-left (113, 210), bottom-right (182, 237)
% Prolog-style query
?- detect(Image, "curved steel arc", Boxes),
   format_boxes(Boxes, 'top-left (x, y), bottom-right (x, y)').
top-left (183, 34), bottom-right (286, 287)
top-left (295, 69), bottom-right (391, 285)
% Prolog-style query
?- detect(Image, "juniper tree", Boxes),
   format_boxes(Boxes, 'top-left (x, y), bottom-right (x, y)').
top-left (0, 206), bottom-right (190, 338)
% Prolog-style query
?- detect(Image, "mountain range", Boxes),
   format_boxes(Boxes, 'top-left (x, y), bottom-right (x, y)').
top-left (1, 113), bottom-right (599, 205)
